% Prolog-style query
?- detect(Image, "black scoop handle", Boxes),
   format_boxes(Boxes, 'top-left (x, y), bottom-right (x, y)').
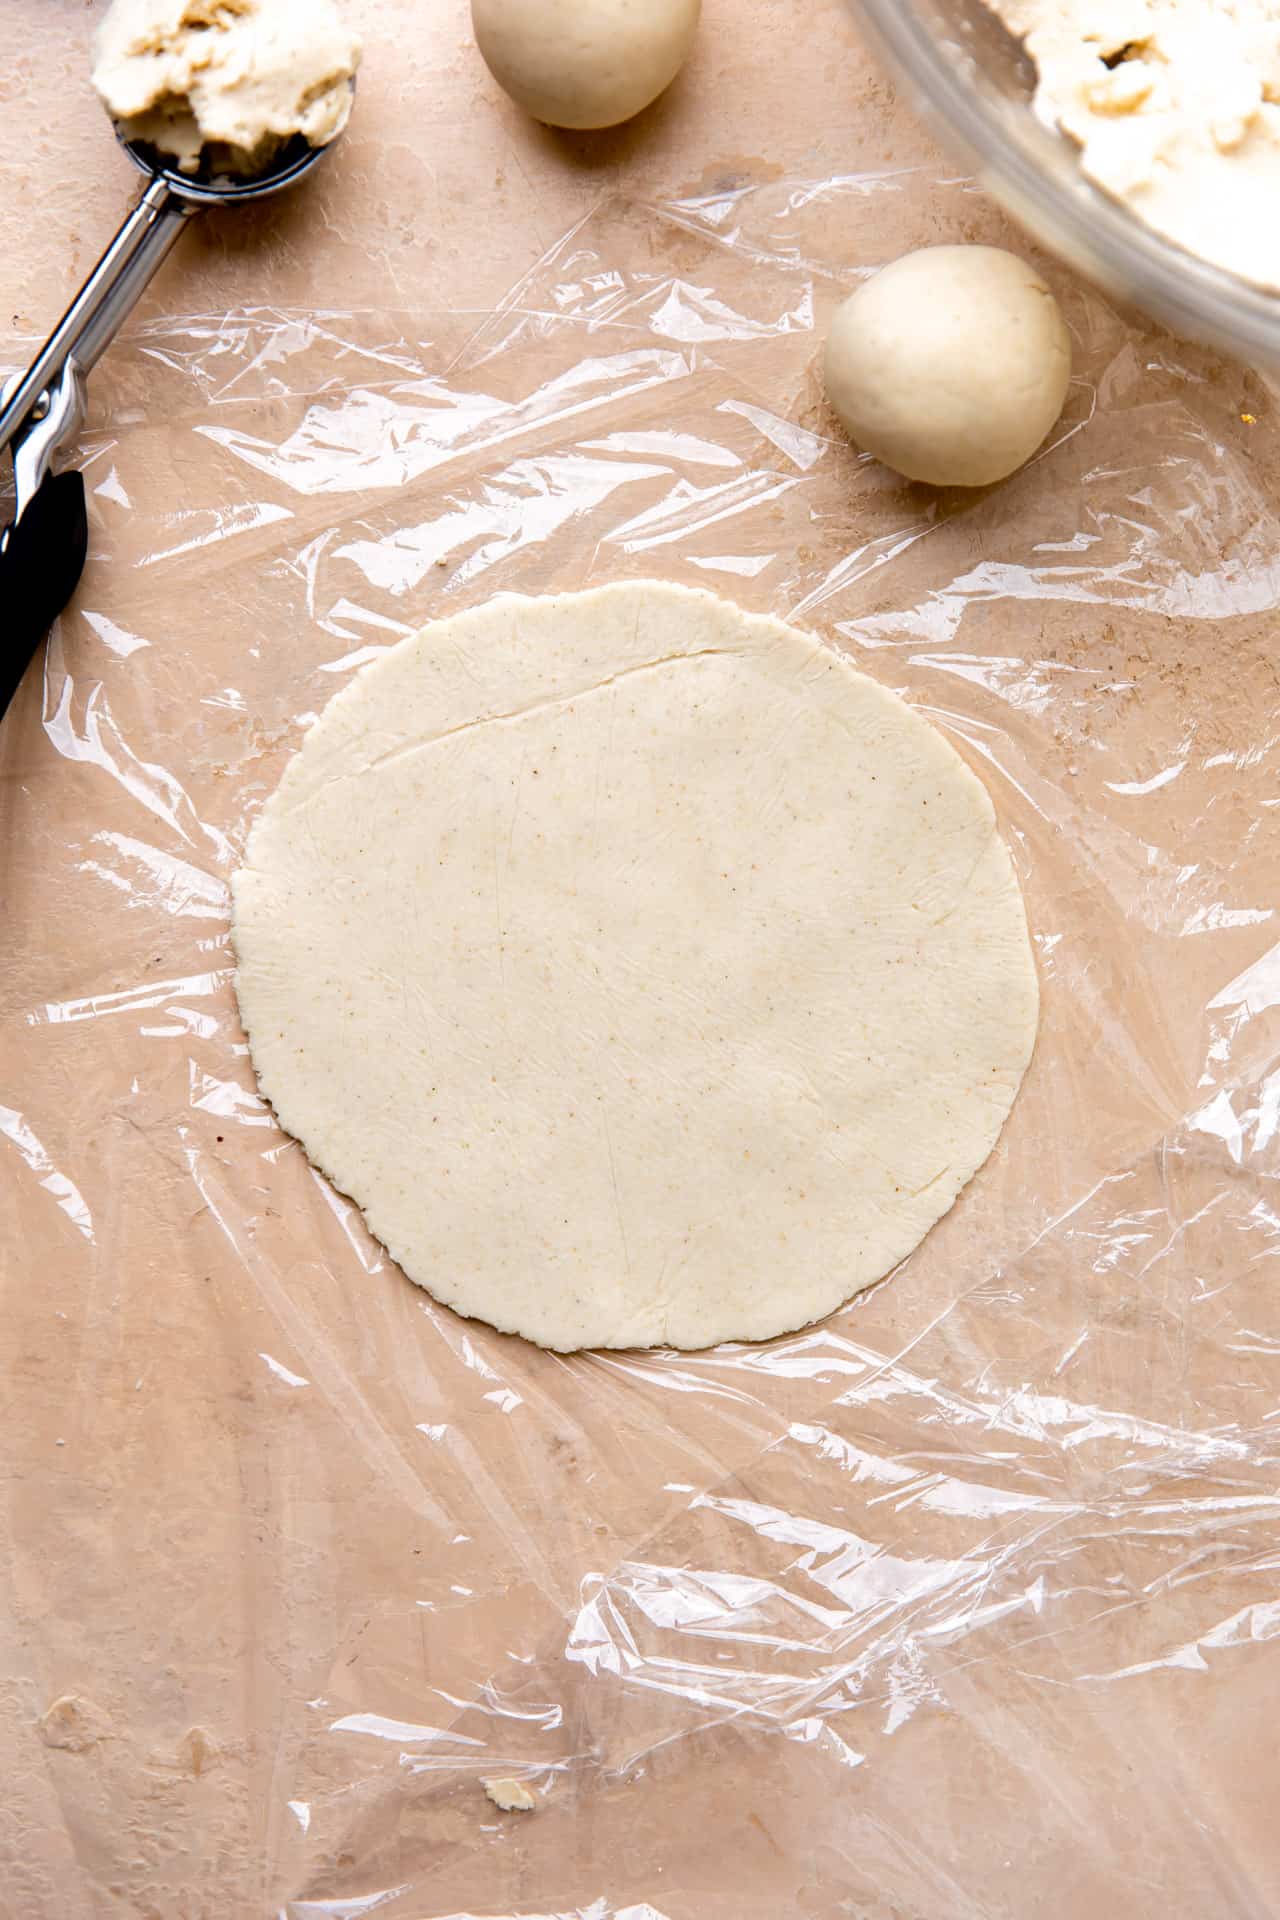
top-left (0, 470), bottom-right (88, 721)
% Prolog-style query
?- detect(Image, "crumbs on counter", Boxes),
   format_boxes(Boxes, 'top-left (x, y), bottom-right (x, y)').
top-left (483, 1776), bottom-right (538, 1813)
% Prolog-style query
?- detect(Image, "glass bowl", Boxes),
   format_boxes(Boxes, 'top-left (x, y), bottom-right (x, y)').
top-left (847, 0), bottom-right (1280, 369)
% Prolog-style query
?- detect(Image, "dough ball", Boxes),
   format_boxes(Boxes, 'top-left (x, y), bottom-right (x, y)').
top-left (92, 0), bottom-right (360, 177)
top-left (471, 0), bottom-right (700, 130)
top-left (822, 246), bottom-right (1072, 488)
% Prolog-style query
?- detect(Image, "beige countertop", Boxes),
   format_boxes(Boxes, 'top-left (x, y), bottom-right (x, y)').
top-left (4, 6), bottom-right (1280, 1919)
top-left (1, 1), bottom-right (913, 333)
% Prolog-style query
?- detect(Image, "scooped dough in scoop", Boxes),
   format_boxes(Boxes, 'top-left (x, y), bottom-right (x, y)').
top-left (232, 582), bottom-right (1039, 1351)
top-left (92, 0), bottom-right (361, 176)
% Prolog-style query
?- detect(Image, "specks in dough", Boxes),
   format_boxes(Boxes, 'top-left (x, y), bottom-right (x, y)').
top-left (232, 582), bottom-right (1038, 1351)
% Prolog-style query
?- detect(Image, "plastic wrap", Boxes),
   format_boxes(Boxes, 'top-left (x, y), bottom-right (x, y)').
top-left (5, 164), bottom-right (1280, 1918)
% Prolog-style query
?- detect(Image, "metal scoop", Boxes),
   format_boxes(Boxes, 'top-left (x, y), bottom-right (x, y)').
top-left (0, 121), bottom-right (347, 721)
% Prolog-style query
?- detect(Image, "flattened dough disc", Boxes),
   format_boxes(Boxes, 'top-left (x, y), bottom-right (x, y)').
top-left (232, 582), bottom-right (1038, 1350)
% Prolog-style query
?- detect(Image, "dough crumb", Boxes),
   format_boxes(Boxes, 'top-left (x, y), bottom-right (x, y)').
top-left (178, 1725), bottom-right (220, 1776)
top-left (483, 1776), bottom-right (538, 1812)
top-left (38, 1694), bottom-right (109, 1752)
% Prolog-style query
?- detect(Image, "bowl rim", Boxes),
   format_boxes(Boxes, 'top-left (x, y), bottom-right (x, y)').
top-left (850, 0), bottom-right (1280, 366)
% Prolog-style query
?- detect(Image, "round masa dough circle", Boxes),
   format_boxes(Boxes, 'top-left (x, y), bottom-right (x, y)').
top-left (233, 582), bottom-right (1038, 1351)
top-left (470, 0), bottom-right (700, 130)
top-left (823, 246), bottom-right (1071, 488)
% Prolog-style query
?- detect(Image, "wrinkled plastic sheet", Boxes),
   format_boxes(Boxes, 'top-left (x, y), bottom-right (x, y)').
top-left (5, 166), bottom-right (1280, 1919)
